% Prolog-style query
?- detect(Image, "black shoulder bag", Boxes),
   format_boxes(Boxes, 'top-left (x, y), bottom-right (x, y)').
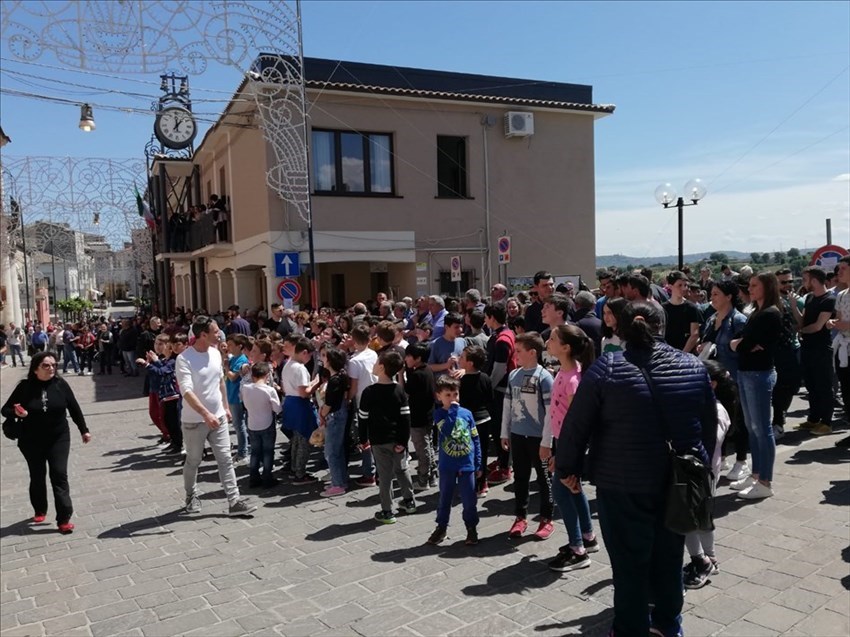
top-left (639, 366), bottom-right (714, 535)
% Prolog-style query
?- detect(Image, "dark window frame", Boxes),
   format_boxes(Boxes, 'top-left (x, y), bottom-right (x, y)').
top-left (436, 135), bottom-right (470, 199)
top-left (311, 128), bottom-right (396, 197)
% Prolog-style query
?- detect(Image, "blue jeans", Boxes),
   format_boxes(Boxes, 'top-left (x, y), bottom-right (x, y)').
top-left (737, 369), bottom-right (777, 482)
top-left (62, 345), bottom-right (79, 373)
top-left (231, 401), bottom-right (249, 458)
top-left (596, 487), bottom-right (684, 637)
top-left (9, 344), bottom-right (24, 366)
top-left (323, 407), bottom-right (349, 488)
top-left (552, 476), bottom-right (594, 549)
top-left (436, 469), bottom-right (478, 528)
top-left (248, 424), bottom-right (277, 483)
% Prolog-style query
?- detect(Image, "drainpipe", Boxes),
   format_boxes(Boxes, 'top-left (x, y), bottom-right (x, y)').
top-left (481, 115), bottom-right (494, 292)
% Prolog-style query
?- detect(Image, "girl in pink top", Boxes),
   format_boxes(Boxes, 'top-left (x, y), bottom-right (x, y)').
top-left (539, 324), bottom-right (598, 572)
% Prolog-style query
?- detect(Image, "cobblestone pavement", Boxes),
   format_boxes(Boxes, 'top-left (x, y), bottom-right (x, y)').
top-left (1, 364), bottom-right (848, 637)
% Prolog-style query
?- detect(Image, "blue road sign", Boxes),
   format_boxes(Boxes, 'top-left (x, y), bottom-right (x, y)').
top-left (274, 252), bottom-right (300, 278)
top-left (277, 278), bottom-right (302, 302)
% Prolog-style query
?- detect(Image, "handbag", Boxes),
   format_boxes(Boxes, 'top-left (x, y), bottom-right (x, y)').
top-left (2, 418), bottom-right (22, 441)
top-left (639, 366), bottom-right (714, 535)
top-left (309, 426), bottom-right (325, 447)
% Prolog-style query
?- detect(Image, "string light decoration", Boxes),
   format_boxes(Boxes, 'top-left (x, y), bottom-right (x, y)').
top-left (2, 156), bottom-right (148, 253)
top-left (1, 1), bottom-right (311, 224)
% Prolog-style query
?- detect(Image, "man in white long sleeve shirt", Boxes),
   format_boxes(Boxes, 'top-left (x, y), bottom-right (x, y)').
top-left (176, 316), bottom-right (256, 516)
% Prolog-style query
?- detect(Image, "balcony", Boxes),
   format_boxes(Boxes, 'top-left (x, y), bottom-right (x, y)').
top-left (155, 213), bottom-right (233, 261)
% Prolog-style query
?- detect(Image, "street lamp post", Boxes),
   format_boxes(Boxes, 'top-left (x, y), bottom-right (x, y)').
top-left (654, 179), bottom-right (707, 271)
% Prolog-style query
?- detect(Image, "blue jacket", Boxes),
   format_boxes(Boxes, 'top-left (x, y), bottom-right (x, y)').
top-left (147, 356), bottom-right (179, 400)
top-left (555, 343), bottom-right (716, 495)
top-left (435, 404), bottom-right (481, 474)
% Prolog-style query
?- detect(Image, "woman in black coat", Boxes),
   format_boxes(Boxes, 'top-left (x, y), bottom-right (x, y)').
top-left (556, 302), bottom-right (716, 637)
top-left (2, 351), bottom-right (91, 533)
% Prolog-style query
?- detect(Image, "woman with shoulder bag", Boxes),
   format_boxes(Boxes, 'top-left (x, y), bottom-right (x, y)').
top-left (699, 280), bottom-right (750, 482)
top-left (555, 302), bottom-right (717, 637)
top-left (1, 351), bottom-right (92, 533)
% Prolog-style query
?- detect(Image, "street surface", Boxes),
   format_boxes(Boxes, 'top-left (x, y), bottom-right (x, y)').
top-left (1, 365), bottom-right (848, 637)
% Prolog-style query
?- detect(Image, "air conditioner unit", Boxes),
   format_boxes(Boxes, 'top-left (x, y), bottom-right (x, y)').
top-left (504, 111), bottom-right (534, 138)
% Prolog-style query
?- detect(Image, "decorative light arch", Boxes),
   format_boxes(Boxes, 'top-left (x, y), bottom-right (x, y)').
top-left (1, 0), bottom-right (310, 223)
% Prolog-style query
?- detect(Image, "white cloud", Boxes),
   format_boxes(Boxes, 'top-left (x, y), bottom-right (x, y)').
top-left (834, 173), bottom-right (850, 182)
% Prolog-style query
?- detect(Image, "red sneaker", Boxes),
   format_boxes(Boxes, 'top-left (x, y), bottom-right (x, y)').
top-left (57, 522), bottom-right (75, 535)
top-left (486, 459), bottom-right (499, 472)
top-left (354, 475), bottom-right (376, 487)
top-left (477, 481), bottom-right (489, 498)
top-left (487, 468), bottom-right (512, 485)
top-left (534, 519), bottom-right (555, 540)
top-left (32, 514), bottom-right (46, 524)
top-left (508, 517), bottom-right (527, 538)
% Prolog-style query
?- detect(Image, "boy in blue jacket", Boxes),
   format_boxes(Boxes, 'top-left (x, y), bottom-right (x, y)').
top-left (427, 376), bottom-right (482, 546)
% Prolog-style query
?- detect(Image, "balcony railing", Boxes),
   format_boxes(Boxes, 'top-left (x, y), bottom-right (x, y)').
top-left (161, 213), bottom-right (230, 254)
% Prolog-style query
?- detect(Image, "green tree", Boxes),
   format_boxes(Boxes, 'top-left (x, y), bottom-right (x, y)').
top-left (787, 247), bottom-right (800, 258)
top-left (773, 251), bottom-right (785, 264)
top-left (750, 252), bottom-right (761, 264)
top-left (761, 252), bottom-right (771, 264)
top-left (709, 252), bottom-right (729, 264)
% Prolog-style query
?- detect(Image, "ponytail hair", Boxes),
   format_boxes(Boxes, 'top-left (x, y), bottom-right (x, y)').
top-left (617, 301), bottom-right (662, 349)
top-left (702, 359), bottom-right (737, 419)
top-left (552, 324), bottom-right (596, 371)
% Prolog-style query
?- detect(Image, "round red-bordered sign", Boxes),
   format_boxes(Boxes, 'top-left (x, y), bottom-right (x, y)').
top-left (277, 278), bottom-right (302, 302)
top-left (810, 244), bottom-right (848, 268)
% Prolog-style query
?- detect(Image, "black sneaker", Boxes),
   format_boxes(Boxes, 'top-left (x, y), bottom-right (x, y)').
top-left (397, 499), bottom-right (417, 515)
top-left (559, 537), bottom-right (599, 555)
top-left (548, 549), bottom-right (591, 572)
top-left (412, 475), bottom-right (430, 492)
top-left (374, 510), bottom-right (397, 525)
top-left (427, 525), bottom-right (447, 544)
top-left (465, 526), bottom-right (479, 546)
top-left (683, 556), bottom-right (717, 590)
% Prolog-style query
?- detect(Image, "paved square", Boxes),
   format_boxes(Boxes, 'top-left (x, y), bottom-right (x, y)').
top-left (1, 366), bottom-right (848, 636)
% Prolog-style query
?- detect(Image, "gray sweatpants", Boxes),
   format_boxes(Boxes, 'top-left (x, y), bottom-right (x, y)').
top-left (183, 417), bottom-right (240, 505)
top-left (410, 427), bottom-right (434, 478)
top-left (372, 443), bottom-right (415, 513)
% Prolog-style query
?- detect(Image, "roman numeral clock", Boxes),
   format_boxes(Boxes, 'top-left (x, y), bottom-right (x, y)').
top-left (153, 73), bottom-right (198, 152)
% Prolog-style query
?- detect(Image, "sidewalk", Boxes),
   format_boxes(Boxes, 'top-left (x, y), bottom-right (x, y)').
top-left (1, 364), bottom-right (848, 637)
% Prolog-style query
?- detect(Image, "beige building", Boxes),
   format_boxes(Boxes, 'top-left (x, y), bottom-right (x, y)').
top-left (154, 58), bottom-right (614, 312)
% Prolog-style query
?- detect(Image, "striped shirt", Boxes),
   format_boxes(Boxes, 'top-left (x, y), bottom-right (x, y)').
top-left (357, 382), bottom-right (411, 447)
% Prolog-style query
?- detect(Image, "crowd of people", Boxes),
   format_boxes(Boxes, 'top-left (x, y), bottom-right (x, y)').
top-left (2, 257), bottom-right (847, 637)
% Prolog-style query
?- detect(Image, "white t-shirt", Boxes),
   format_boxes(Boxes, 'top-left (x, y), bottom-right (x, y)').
top-left (281, 360), bottom-right (310, 397)
top-left (241, 382), bottom-right (282, 431)
top-left (347, 347), bottom-right (377, 404)
top-left (175, 346), bottom-right (226, 423)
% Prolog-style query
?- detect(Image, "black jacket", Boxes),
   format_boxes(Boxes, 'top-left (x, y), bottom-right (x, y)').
top-left (555, 343), bottom-right (716, 495)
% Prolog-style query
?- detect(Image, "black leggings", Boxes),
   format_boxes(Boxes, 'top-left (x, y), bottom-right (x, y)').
top-left (19, 429), bottom-right (73, 524)
top-left (510, 433), bottom-right (553, 520)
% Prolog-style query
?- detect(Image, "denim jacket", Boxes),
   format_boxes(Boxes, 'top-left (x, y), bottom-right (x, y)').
top-left (702, 308), bottom-right (747, 380)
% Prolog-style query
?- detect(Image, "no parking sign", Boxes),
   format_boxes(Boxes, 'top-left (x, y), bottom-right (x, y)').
top-left (277, 278), bottom-right (302, 303)
top-left (498, 235), bottom-right (511, 264)
top-left (810, 244), bottom-right (848, 270)
top-left (450, 255), bottom-right (462, 282)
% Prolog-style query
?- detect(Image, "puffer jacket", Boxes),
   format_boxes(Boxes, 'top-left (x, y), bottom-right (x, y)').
top-left (555, 342), bottom-right (717, 495)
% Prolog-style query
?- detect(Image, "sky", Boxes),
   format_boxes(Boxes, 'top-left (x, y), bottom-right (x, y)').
top-left (1, 0), bottom-right (848, 259)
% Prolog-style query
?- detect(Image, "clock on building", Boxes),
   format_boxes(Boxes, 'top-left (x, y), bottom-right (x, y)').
top-left (154, 106), bottom-right (197, 149)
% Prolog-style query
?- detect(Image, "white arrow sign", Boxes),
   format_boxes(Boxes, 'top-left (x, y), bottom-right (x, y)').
top-left (280, 254), bottom-right (293, 276)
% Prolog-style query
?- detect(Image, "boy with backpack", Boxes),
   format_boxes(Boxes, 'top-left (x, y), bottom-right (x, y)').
top-left (500, 332), bottom-right (555, 539)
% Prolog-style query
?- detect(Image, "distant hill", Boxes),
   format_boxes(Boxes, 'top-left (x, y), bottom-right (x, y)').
top-left (596, 251), bottom-right (753, 269)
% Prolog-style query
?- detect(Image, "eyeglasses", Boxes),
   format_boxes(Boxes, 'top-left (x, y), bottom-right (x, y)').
top-left (40, 363), bottom-right (56, 369)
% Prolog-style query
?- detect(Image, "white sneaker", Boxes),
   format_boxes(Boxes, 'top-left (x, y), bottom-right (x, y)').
top-left (720, 457), bottom-right (733, 473)
top-left (729, 475), bottom-right (756, 491)
top-left (725, 461), bottom-right (749, 482)
top-left (738, 482), bottom-right (774, 500)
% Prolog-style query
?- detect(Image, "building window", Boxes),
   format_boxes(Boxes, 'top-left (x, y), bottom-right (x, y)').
top-left (436, 135), bottom-right (468, 198)
top-left (312, 129), bottom-right (394, 195)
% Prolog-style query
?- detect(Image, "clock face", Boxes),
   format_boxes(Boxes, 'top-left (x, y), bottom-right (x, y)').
top-left (155, 108), bottom-right (197, 149)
